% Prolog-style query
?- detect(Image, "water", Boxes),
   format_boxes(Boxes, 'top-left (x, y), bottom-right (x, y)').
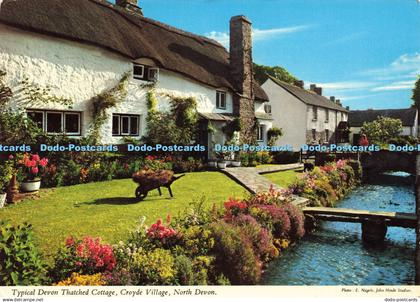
top-left (262, 173), bottom-right (416, 285)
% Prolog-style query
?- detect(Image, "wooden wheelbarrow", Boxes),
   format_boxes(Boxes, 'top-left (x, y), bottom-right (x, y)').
top-left (132, 170), bottom-right (185, 201)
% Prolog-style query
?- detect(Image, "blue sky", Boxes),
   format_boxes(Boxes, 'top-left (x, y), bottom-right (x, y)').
top-left (112, 0), bottom-right (420, 110)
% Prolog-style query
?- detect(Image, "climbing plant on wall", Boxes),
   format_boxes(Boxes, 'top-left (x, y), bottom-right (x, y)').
top-left (144, 90), bottom-right (198, 145)
top-left (88, 73), bottom-right (130, 143)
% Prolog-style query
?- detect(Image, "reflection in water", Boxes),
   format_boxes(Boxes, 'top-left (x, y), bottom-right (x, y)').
top-left (262, 174), bottom-right (415, 285)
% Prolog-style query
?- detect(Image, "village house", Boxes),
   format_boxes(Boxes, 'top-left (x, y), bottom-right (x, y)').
top-left (0, 0), bottom-right (270, 158)
top-left (348, 108), bottom-right (419, 144)
top-left (261, 76), bottom-right (349, 151)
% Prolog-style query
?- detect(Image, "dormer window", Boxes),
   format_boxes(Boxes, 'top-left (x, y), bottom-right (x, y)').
top-left (132, 63), bottom-right (159, 82)
top-left (133, 63), bottom-right (145, 80)
top-left (216, 91), bottom-right (226, 109)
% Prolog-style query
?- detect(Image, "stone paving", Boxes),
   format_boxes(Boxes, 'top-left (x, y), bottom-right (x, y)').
top-left (223, 163), bottom-right (309, 207)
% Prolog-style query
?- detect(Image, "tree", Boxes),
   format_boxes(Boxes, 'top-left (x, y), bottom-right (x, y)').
top-left (360, 116), bottom-right (403, 145)
top-left (412, 76), bottom-right (420, 112)
top-left (253, 64), bottom-right (298, 85)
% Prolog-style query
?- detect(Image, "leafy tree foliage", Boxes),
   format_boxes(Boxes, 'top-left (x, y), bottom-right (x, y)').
top-left (360, 116), bottom-right (403, 145)
top-left (412, 76), bottom-right (420, 112)
top-left (253, 63), bottom-right (298, 85)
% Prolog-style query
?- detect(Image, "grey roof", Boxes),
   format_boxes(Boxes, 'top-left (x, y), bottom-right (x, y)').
top-left (267, 76), bottom-right (348, 112)
top-left (348, 108), bottom-right (418, 127)
top-left (0, 0), bottom-right (268, 101)
top-left (199, 112), bottom-right (234, 122)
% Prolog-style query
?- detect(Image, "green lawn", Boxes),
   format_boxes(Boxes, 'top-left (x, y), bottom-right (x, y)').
top-left (262, 169), bottom-right (303, 188)
top-left (0, 172), bottom-right (247, 258)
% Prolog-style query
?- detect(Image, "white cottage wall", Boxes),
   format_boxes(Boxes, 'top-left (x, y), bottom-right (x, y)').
top-left (0, 24), bottom-right (233, 144)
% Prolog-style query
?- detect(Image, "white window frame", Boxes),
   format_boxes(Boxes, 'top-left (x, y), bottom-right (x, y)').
top-left (27, 110), bottom-right (81, 136)
top-left (133, 63), bottom-right (145, 80)
top-left (216, 91), bottom-right (227, 110)
top-left (257, 125), bottom-right (265, 142)
top-left (64, 112), bottom-right (81, 136)
top-left (148, 67), bottom-right (159, 82)
top-left (112, 114), bottom-right (140, 136)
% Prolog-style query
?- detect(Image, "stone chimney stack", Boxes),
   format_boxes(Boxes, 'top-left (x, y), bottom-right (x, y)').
top-left (230, 15), bottom-right (255, 143)
top-left (314, 86), bottom-right (322, 96)
top-left (330, 96), bottom-right (336, 103)
top-left (310, 84), bottom-right (317, 92)
top-left (116, 0), bottom-right (143, 15)
top-left (294, 80), bottom-right (304, 89)
top-left (346, 106), bottom-right (350, 110)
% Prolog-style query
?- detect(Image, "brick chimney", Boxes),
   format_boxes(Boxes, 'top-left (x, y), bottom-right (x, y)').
top-left (294, 80), bottom-right (304, 89)
top-left (314, 86), bottom-right (322, 96)
top-left (230, 15), bottom-right (255, 144)
top-left (116, 0), bottom-right (143, 15)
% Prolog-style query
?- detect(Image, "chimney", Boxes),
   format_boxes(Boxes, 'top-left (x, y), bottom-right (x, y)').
top-left (314, 86), bottom-right (322, 96)
top-left (230, 15), bottom-right (255, 144)
top-left (310, 84), bottom-right (317, 92)
top-left (346, 106), bottom-right (350, 111)
top-left (116, 0), bottom-right (143, 15)
top-left (330, 96), bottom-right (336, 103)
top-left (294, 80), bottom-right (304, 89)
top-left (336, 99), bottom-right (341, 106)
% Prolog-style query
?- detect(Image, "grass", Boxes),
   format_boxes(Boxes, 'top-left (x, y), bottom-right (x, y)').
top-left (262, 169), bottom-right (303, 188)
top-left (0, 172), bottom-right (247, 258)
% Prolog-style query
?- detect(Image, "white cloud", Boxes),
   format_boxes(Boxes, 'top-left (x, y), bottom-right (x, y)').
top-left (371, 80), bottom-right (416, 92)
top-left (312, 81), bottom-right (376, 91)
top-left (361, 53), bottom-right (420, 79)
top-left (206, 25), bottom-right (310, 48)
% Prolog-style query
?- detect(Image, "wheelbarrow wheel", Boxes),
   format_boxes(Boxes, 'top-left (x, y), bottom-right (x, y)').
top-left (135, 187), bottom-right (148, 201)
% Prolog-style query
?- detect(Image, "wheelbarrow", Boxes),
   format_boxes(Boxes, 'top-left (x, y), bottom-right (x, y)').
top-left (132, 169), bottom-right (185, 201)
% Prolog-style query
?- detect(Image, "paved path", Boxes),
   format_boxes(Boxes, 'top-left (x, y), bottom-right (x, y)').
top-left (223, 163), bottom-right (309, 207)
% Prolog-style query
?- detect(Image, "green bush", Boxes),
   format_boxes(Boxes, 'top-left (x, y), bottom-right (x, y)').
top-left (209, 221), bottom-right (261, 285)
top-left (0, 221), bottom-right (47, 285)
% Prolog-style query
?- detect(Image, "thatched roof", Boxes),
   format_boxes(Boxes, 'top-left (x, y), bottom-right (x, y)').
top-left (0, 0), bottom-right (268, 101)
top-left (267, 76), bottom-right (348, 112)
top-left (348, 108), bottom-right (418, 127)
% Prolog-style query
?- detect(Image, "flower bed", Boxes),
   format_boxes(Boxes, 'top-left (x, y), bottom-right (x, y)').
top-left (289, 160), bottom-right (361, 207)
top-left (2, 188), bottom-right (305, 286)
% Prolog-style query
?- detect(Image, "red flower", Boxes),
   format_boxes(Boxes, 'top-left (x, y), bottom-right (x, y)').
top-left (39, 158), bottom-right (48, 167)
top-left (31, 167), bottom-right (39, 174)
top-left (66, 236), bottom-right (75, 246)
top-left (32, 154), bottom-right (40, 162)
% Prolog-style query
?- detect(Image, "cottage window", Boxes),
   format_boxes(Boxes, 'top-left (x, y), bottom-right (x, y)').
top-left (26, 110), bottom-right (81, 135)
top-left (312, 129), bottom-right (316, 141)
top-left (216, 91), bottom-right (226, 109)
top-left (133, 63), bottom-right (145, 80)
top-left (313, 106), bottom-right (318, 120)
top-left (257, 125), bottom-right (264, 142)
top-left (325, 129), bottom-right (329, 142)
top-left (112, 114), bottom-right (140, 136)
top-left (325, 109), bottom-right (329, 122)
top-left (341, 112), bottom-right (344, 121)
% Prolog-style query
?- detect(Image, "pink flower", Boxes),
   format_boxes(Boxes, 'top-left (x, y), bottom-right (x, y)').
top-left (31, 167), bottom-right (39, 174)
top-left (39, 158), bottom-right (48, 167)
top-left (8, 155), bottom-right (14, 160)
top-left (32, 154), bottom-right (40, 162)
top-left (66, 237), bottom-right (75, 246)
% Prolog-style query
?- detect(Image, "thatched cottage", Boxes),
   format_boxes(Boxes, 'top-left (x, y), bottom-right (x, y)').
top-left (0, 0), bottom-right (271, 156)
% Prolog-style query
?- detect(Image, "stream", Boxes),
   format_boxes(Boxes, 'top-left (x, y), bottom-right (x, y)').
top-left (262, 172), bottom-right (416, 285)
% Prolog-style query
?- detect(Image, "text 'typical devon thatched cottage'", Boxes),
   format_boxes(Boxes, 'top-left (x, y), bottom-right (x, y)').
top-left (0, 0), bottom-right (270, 156)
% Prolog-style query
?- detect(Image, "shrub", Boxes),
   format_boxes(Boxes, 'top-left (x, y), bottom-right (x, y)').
top-left (283, 204), bottom-right (305, 240)
top-left (131, 248), bottom-right (176, 285)
top-left (209, 221), bottom-right (261, 285)
top-left (0, 221), bottom-right (47, 285)
top-left (55, 273), bottom-right (106, 286)
top-left (174, 255), bottom-right (194, 285)
top-left (271, 151), bottom-right (300, 164)
top-left (231, 215), bottom-right (278, 260)
top-left (50, 236), bottom-right (116, 282)
top-left (146, 216), bottom-right (180, 249)
top-left (249, 204), bottom-right (291, 238)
